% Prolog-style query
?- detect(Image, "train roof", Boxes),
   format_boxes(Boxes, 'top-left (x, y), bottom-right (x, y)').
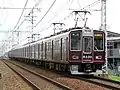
top-left (23, 27), bottom-right (85, 46)
top-left (12, 27), bottom-right (104, 50)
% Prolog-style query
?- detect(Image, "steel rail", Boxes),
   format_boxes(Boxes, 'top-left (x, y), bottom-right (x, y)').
top-left (66, 74), bottom-right (120, 90)
top-left (2, 60), bottom-right (41, 90)
top-left (3, 60), bottom-right (72, 90)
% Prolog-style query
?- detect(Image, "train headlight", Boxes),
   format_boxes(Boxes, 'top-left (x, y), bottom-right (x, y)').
top-left (72, 55), bottom-right (79, 59)
top-left (96, 55), bottom-right (102, 59)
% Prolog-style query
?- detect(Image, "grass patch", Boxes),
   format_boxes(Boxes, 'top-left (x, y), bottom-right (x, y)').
top-left (109, 75), bottom-right (120, 82)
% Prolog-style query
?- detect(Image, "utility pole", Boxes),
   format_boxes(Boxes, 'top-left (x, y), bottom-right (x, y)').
top-left (31, 9), bottom-right (34, 34)
top-left (101, 0), bottom-right (108, 75)
top-left (101, 0), bottom-right (106, 30)
top-left (25, 9), bottom-right (36, 35)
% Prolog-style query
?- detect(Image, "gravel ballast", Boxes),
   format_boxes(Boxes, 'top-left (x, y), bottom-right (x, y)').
top-left (0, 60), bottom-right (33, 90)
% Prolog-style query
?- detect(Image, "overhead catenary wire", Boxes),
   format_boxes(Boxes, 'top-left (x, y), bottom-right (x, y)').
top-left (33, 0), bottom-right (57, 29)
top-left (12, 0), bottom-right (29, 31)
top-left (21, 0), bottom-right (70, 37)
top-left (33, 0), bottom-right (101, 36)
top-left (6, 0), bottom-right (42, 48)
top-left (5, 0), bottom-right (29, 49)
top-left (35, 0), bottom-right (72, 32)
top-left (59, 0), bottom-right (101, 23)
top-left (47, 0), bottom-right (73, 24)
top-left (7, 0), bottom-right (41, 39)
top-left (0, 7), bottom-right (40, 9)
top-left (10, 0), bottom-right (101, 44)
top-left (22, 0), bottom-right (101, 35)
top-left (13, 0), bottom-right (41, 31)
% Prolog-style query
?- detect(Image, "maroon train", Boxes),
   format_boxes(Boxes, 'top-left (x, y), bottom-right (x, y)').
top-left (8, 27), bottom-right (106, 75)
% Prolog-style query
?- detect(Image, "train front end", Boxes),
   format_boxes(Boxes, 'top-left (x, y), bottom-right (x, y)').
top-left (69, 28), bottom-right (105, 75)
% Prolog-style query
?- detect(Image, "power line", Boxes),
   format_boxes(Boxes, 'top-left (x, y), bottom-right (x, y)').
top-left (13, 0), bottom-right (41, 31)
top-left (59, 0), bottom-right (101, 22)
top-left (47, 0), bottom-right (73, 24)
top-left (12, 0), bottom-right (29, 31)
top-left (0, 7), bottom-right (40, 9)
top-left (38, 0), bottom-right (101, 33)
top-left (33, 0), bottom-right (57, 29)
top-left (7, 0), bottom-right (41, 40)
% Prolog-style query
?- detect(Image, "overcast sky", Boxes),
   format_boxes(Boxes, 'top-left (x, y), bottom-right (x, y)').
top-left (0, 0), bottom-right (119, 54)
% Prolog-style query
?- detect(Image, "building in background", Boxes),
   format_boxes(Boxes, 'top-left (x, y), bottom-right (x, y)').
top-left (107, 31), bottom-right (120, 75)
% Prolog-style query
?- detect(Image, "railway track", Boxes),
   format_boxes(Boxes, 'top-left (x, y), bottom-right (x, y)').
top-left (88, 76), bottom-right (120, 90)
top-left (2, 60), bottom-right (40, 90)
top-left (67, 73), bottom-right (120, 90)
top-left (3, 60), bottom-right (72, 90)
top-left (6, 59), bottom-right (120, 89)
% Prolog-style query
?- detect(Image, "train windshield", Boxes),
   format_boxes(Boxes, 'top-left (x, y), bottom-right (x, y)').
top-left (83, 37), bottom-right (93, 53)
top-left (70, 31), bottom-right (81, 50)
top-left (94, 33), bottom-right (104, 50)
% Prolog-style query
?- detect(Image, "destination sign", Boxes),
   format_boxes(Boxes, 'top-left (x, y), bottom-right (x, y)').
top-left (94, 33), bottom-right (103, 36)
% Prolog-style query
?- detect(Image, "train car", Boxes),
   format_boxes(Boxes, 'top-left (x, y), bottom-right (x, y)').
top-left (8, 27), bottom-right (106, 75)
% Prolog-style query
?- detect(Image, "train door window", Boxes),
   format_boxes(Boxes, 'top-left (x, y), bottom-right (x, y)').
top-left (41, 42), bottom-right (43, 59)
top-left (29, 46), bottom-right (31, 58)
top-left (27, 47), bottom-right (28, 58)
top-left (55, 40), bottom-right (59, 50)
top-left (23, 48), bottom-right (24, 57)
top-left (25, 47), bottom-right (26, 57)
top-left (48, 42), bottom-right (51, 52)
top-left (41, 42), bottom-right (43, 51)
top-left (31, 45), bottom-right (33, 58)
top-left (24, 48), bottom-right (25, 57)
top-left (31, 46), bottom-right (32, 58)
top-left (83, 37), bottom-right (93, 53)
top-left (29, 45), bottom-right (31, 58)
top-left (28, 47), bottom-right (29, 58)
top-left (34, 45), bottom-right (36, 58)
top-left (38, 44), bottom-right (40, 59)
top-left (26, 47), bottom-right (27, 57)
top-left (52, 40), bottom-right (54, 59)
top-left (45, 42), bottom-right (47, 59)
top-left (94, 33), bottom-right (104, 50)
top-left (28, 46), bottom-right (29, 58)
top-left (70, 31), bottom-right (81, 50)
top-left (60, 38), bottom-right (62, 60)
top-left (26, 47), bottom-right (27, 58)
